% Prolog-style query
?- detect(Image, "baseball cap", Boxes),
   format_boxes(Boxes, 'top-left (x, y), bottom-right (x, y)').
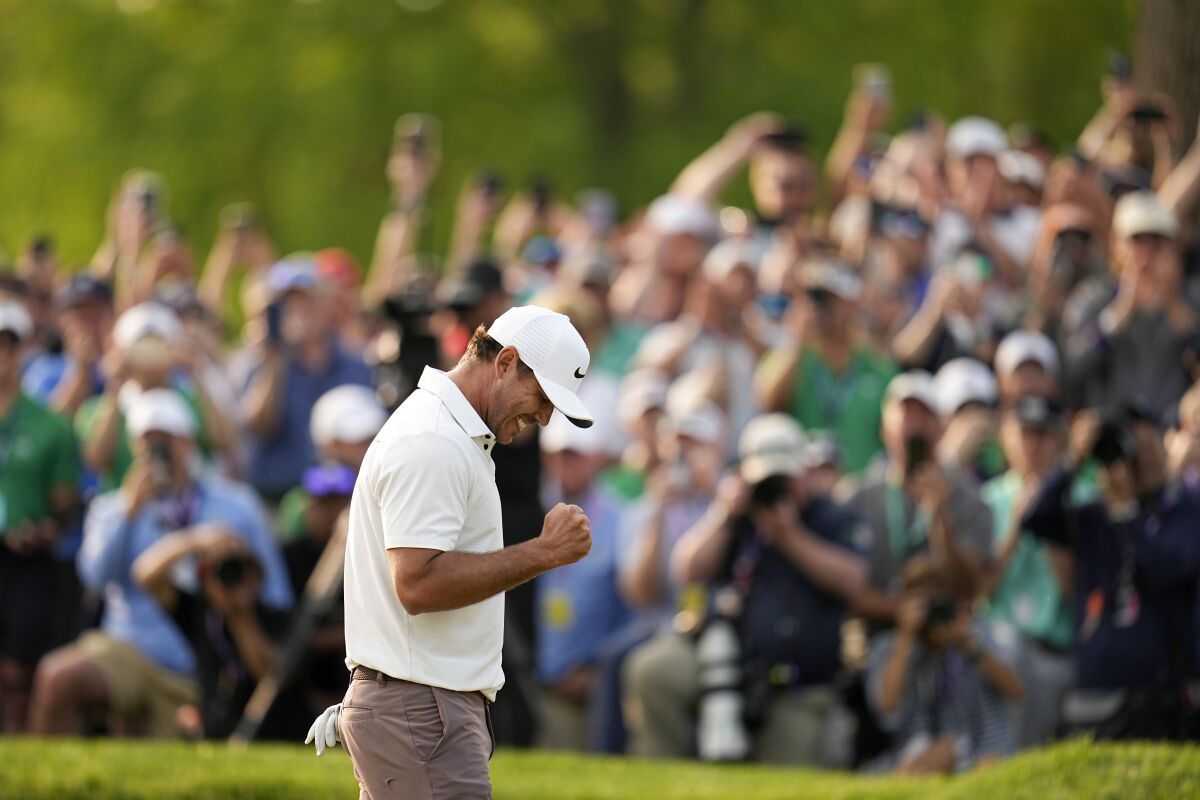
top-left (995, 330), bottom-right (1061, 379)
top-left (126, 388), bottom-right (195, 439)
top-left (310, 385), bottom-right (388, 447)
top-left (997, 149), bottom-right (1045, 189)
top-left (267, 257), bottom-right (320, 296)
top-left (803, 259), bottom-right (863, 301)
top-left (113, 303), bottom-right (182, 349)
top-left (302, 462), bottom-right (358, 498)
top-left (617, 369), bottom-right (670, 429)
top-left (315, 248), bottom-right (363, 289)
top-left (702, 238), bottom-right (764, 283)
top-left (885, 370), bottom-right (939, 412)
top-left (803, 430), bottom-right (843, 469)
top-left (1112, 190), bottom-right (1178, 239)
top-left (946, 116), bottom-right (1008, 160)
top-left (646, 194), bottom-right (718, 238)
top-left (0, 300), bottom-right (32, 341)
top-left (1009, 395), bottom-right (1064, 430)
top-left (934, 358), bottom-right (998, 416)
top-left (539, 412), bottom-right (607, 455)
top-left (486, 305), bottom-right (594, 428)
top-left (662, 401), bottom-right (726, 447)
top-left (739, 413), bottom-right (807, 483)
top-left (56, 275), bottom-right (113, 310)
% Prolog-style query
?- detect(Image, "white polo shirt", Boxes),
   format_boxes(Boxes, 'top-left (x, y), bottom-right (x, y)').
top-left (344, 367), bottom-right (506, 699)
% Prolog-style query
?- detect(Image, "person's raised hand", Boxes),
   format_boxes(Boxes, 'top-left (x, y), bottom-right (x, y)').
top-left (909, 461), bottom-right (951, 517)
top-left (896, 594), bottom-right (928, 636)
top-left (1068, 409), bottom-right (1101, 470)
top-left (121, 459), bottom-right (162, 517)
top-left (750, 494), bottom-right (800, 546)
top-left (538, 503), bottom-right (591, 568)
top-left (713, 473), bottom-right (749, 517)
top-left (726, 112), bottom-right (785, 154)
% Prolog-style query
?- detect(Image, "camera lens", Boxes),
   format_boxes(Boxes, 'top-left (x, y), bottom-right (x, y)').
top-left (215, 557), bottom-right (247, 587)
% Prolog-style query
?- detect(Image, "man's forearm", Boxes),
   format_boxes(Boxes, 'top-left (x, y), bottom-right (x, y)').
top-left (929, 513), bottom-right (983, 598)
top-left (392, 541), bottom-right (553, 615)
top-left (776, 527), bottom-right (867, 602)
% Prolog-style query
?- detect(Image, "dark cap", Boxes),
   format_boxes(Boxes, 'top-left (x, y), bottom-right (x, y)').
top-left (56, 275), bottom-right (113, 310)
top-left (1010, 395), bottom-right (1064, 429)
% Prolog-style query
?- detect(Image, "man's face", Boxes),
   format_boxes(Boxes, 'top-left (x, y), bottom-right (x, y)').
top-left (1000, 362), bottom-right (1057, 404)
top-left (947, 154), bottom-right (998, 203)
top-left (1116, 233), bottom-right (1177, 304)
top-left (882, 398), bottom-right (942, 463)
top-left (657, 233), bottom-right (710, 277)
top-left (750, 149), bottom-right (816, 222)
top-left (281, 289), bottom-right (324, 346)
top-left (486, 348), bottom-right (554, 445)
top-left (1131, 420), bottom-right (1167, 495)
top-left (62, 301), bottom-right (114, 343)
top-left (134, 431), bottom-right (193, 487)
top-left (0, 331), bottom-right (23, 386)
top-left (809, 291), bottom-right (855, 339)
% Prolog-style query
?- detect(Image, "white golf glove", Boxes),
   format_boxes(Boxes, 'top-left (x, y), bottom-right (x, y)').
top-left (305, 703), bottom-right (342, 756)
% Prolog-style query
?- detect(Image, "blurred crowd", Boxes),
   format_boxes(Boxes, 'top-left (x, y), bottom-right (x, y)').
top-left (3, 57), bottom-right (1200, 774)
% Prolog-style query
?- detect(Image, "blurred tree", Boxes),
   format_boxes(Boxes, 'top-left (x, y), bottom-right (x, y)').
top-left (1135, 0), bottom-right (1200, 138)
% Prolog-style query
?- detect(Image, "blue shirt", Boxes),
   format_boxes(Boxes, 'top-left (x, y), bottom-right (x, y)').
top-left (1024, 468), bottom-right (1200, 689)
top-left (23, 352), bottom-right (106, 404)
top-left (77, 473), bottom-right (294, 675)
top-left (536, 487), bottom-right (633, 683)
top-left (238, 342), bottom-right (371, 499)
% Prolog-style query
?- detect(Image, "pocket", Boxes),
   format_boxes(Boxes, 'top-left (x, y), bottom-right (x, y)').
top-left (403, 684), bottom-right (447, 762)
top-left (339, 705), bottom-right (375, 724)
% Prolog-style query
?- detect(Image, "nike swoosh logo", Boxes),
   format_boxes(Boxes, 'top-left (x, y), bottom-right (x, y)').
top-left (574, 368), bottom-right (586, 379)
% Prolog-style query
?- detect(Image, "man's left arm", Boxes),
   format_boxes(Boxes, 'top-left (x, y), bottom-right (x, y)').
top-left (758, 503), bottom-right (868, 603)
top-left (1128, 498), bottom-right (1200, 590)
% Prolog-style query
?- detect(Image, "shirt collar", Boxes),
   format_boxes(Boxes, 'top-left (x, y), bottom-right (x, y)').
top-left (416, 366), bottom-right (496, 449)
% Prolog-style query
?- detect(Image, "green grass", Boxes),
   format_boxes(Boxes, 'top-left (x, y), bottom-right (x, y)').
top-left (0, 738), bottom-right (1197, 799)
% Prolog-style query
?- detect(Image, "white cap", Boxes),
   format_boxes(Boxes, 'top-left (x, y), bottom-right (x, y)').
top-left (618, 369), bottom-right (670, 429)
top-left (0, 300), bottom-right (33, 341)
top-left (487, 305), bottom-right (594, 428)
top-left (946, 116), bottom-right (1008, 160)
top-left (739, 413), bottom-right (807, 483)
top-left (126, 388), bottom-right (195, 439)
top-left (885, 370), bottom-right (939, 411)
top-left (662, 401), bottom-right (726, 447)
top-left (310, 384), bottom-right (388, 447)
top-left (646, 194), bottom-right (718, 238)
top-left (540, 412), bottom-right (608, 455)
top-left (934, 358), bottom-right (998, 416)
top-left (803, 259), bottom-right (863, 300)
top-left (994, 329), bottom-right (1060, 379)
top-left (703, 237), bottom-right (764, 282)
top-left (997, 149), bottom-right (1045, 189)
top-left (1113, 190), bottom-right (1178, 239)
top-left (114, 303), bottom-right (182, 350)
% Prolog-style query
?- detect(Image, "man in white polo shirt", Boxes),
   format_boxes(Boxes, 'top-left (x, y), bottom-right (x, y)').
top-left (306, 306), bottom-right (594, 799)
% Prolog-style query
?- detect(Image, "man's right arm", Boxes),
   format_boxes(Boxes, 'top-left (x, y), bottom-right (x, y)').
top-left (388, 503), bottom-right (590, 615)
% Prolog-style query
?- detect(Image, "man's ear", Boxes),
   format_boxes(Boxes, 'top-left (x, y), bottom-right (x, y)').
top-left (495, 346), bottom-right (520, 380)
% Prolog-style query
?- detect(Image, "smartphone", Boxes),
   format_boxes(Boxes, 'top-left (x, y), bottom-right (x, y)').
top-left (529, 177), bottom-right (553, 215)
top-left (477, 169), bottom-right (505, 198)
top-left (265, 301), bottom-right (283, 345)
top-left (905, 435), bottom-right (928, 473)
top-left (1130, 104), bottom-right (1167, 124)
top-left (854, 63), bottom-right (892, 98)
top-left (1106, 50), bottom-right (1132, 81)
top-left (219, 202), bottom-right (259, 232)
top-left (393, 113), bottom-right (440, 160)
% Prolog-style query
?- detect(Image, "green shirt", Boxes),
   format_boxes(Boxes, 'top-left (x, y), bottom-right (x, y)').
top-left (980, 471), bottom-right (1074, 650)
top-left (75, 386), bottom-right (206, 491)
top-left (777, 346), bottom-right (896, 474)
top-left (0, 394), bottom-right (80, 535)
top-left (276, 486), bottom-right (311, 543)
top-left (599, 465), bottom-right (646, 503)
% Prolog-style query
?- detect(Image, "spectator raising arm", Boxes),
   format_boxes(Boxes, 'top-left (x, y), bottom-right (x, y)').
top-left (1159, 117), bottom-right (1200, 221)
top-left (239, 344), bottom-right (286, 440)
top-left (671, 113), bottom-right (784, 205)
top-left (670, 474), bottom-right (745, 584)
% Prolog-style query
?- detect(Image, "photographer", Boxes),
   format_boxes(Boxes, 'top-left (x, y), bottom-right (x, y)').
top-left (30, 389), bottom-right (291, 736)
top-left (847, 371), bottom-right (994, 626)
top-left (868, 557), bottom-right (1023, 774)
top-left (132, 524), bottom-right (287, 739)
top-left (625, 414), bottom-right (867, 765)
top-left (1022, 404), bottom-right (1200, 740)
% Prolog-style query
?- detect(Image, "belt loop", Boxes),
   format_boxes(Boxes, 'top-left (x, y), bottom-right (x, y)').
top-left (377, 669), bottom-right (386, 687)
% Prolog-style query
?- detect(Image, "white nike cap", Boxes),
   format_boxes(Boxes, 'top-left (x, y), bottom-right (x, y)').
top-left (487, 305), bottom-right (595, 428)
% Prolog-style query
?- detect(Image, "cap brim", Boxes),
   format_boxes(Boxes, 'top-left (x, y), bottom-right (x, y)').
top-left (533, 372), bottom-right (595, 429)
top-left (741, 454), bottom-right (803, 484)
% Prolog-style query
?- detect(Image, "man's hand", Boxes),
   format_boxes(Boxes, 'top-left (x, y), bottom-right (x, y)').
top-left (2, 519), bottom-right (59, 555)
top-left (909, 462), bottom-right (951, 517)
top-left (713, 473), bottom-right (749, 518)
top-left (537, 503), bottom-right (591, 568)
top-left (896, 594), bottom-right (928, 636)
top-left (121, 460), bottom-right (162, 517)
top-left (750, 496), bottom-right (800, 546)
top-left (305, 703), bottom-right (342, 756)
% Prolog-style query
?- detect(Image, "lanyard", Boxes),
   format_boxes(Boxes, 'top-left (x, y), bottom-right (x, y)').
top-left (885, 481), bottom-right (931, 564)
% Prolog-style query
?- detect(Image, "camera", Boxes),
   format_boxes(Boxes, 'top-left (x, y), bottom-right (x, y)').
top-left (147, 438), bottom-right (173, 488)
top-left (904, 435), bottom-right (929, 473)
top-left (923, 594), bottom-right (957, 632)
top-left (1092, 418), bottom-right (1138, 466)
top-left (215, 555), bottom-right (253, 588)
top-left (749, 474), bottom-right (791, 509)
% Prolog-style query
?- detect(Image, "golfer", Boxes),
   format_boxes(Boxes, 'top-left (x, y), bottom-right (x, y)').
top-left (306, 305), bottom-right (594, 799)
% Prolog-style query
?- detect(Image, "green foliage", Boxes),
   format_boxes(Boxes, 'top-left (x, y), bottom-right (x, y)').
top-left (0, 0), bottom-right (1132, 269)
top-left (0, 738), bottom-right (1197, 799)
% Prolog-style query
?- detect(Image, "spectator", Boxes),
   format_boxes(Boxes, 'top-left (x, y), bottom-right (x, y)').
top-left (30, 389), bottom-right (291, 736)
top-left (603, 369), bottom-right (670, 502)
top-left (993, 329), bottom-right (1062, 405)
top-left (933, 357), bottom-right (1003, 482)
top-left (22, 275), bottom-right (114, 416)
top-left (1022, 404), bottom-right (1200, 739)
top-left (846, 371), bottom-right (994, 625)
top-left (131, 525), bottom-right (288, 738)
top-left (1064, 191), bottom-right (1197, 419)
top-left (978, 396), bottom-right (1074, 748)
top-left (0, 301), bottom-right (80, 733)
top-left (76, 302), bottom-right (235, 489)
top-left (535, 416), bottom-right (632, 751)
top-left (757, 259), bottom-right (896, 474)
top-left (868, 557), bottom-right (1024, 774)
top-left (236, 259), bottom-right (372, 502)
top-left (626, 414), bottom-right (867, 765)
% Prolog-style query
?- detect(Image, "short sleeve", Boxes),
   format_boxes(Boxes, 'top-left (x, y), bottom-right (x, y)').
top-left (376, 433), bottom-right (472, 552)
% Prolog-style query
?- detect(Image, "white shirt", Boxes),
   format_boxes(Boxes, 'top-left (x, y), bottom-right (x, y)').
top-left (344, 367), bottom-right (506, 700)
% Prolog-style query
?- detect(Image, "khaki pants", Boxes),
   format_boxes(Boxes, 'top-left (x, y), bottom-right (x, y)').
top-left (77, 631), bottom-right (198, 737)
top-left (536, 690), bottom-right (589, 752)
top-left (623, 632), bottom-right (840, 766)
top-left (339, 672), bottom-right (495, 800)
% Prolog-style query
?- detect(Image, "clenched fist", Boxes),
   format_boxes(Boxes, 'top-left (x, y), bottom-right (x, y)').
top-left (538, 503), bottom-right (592, 568)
